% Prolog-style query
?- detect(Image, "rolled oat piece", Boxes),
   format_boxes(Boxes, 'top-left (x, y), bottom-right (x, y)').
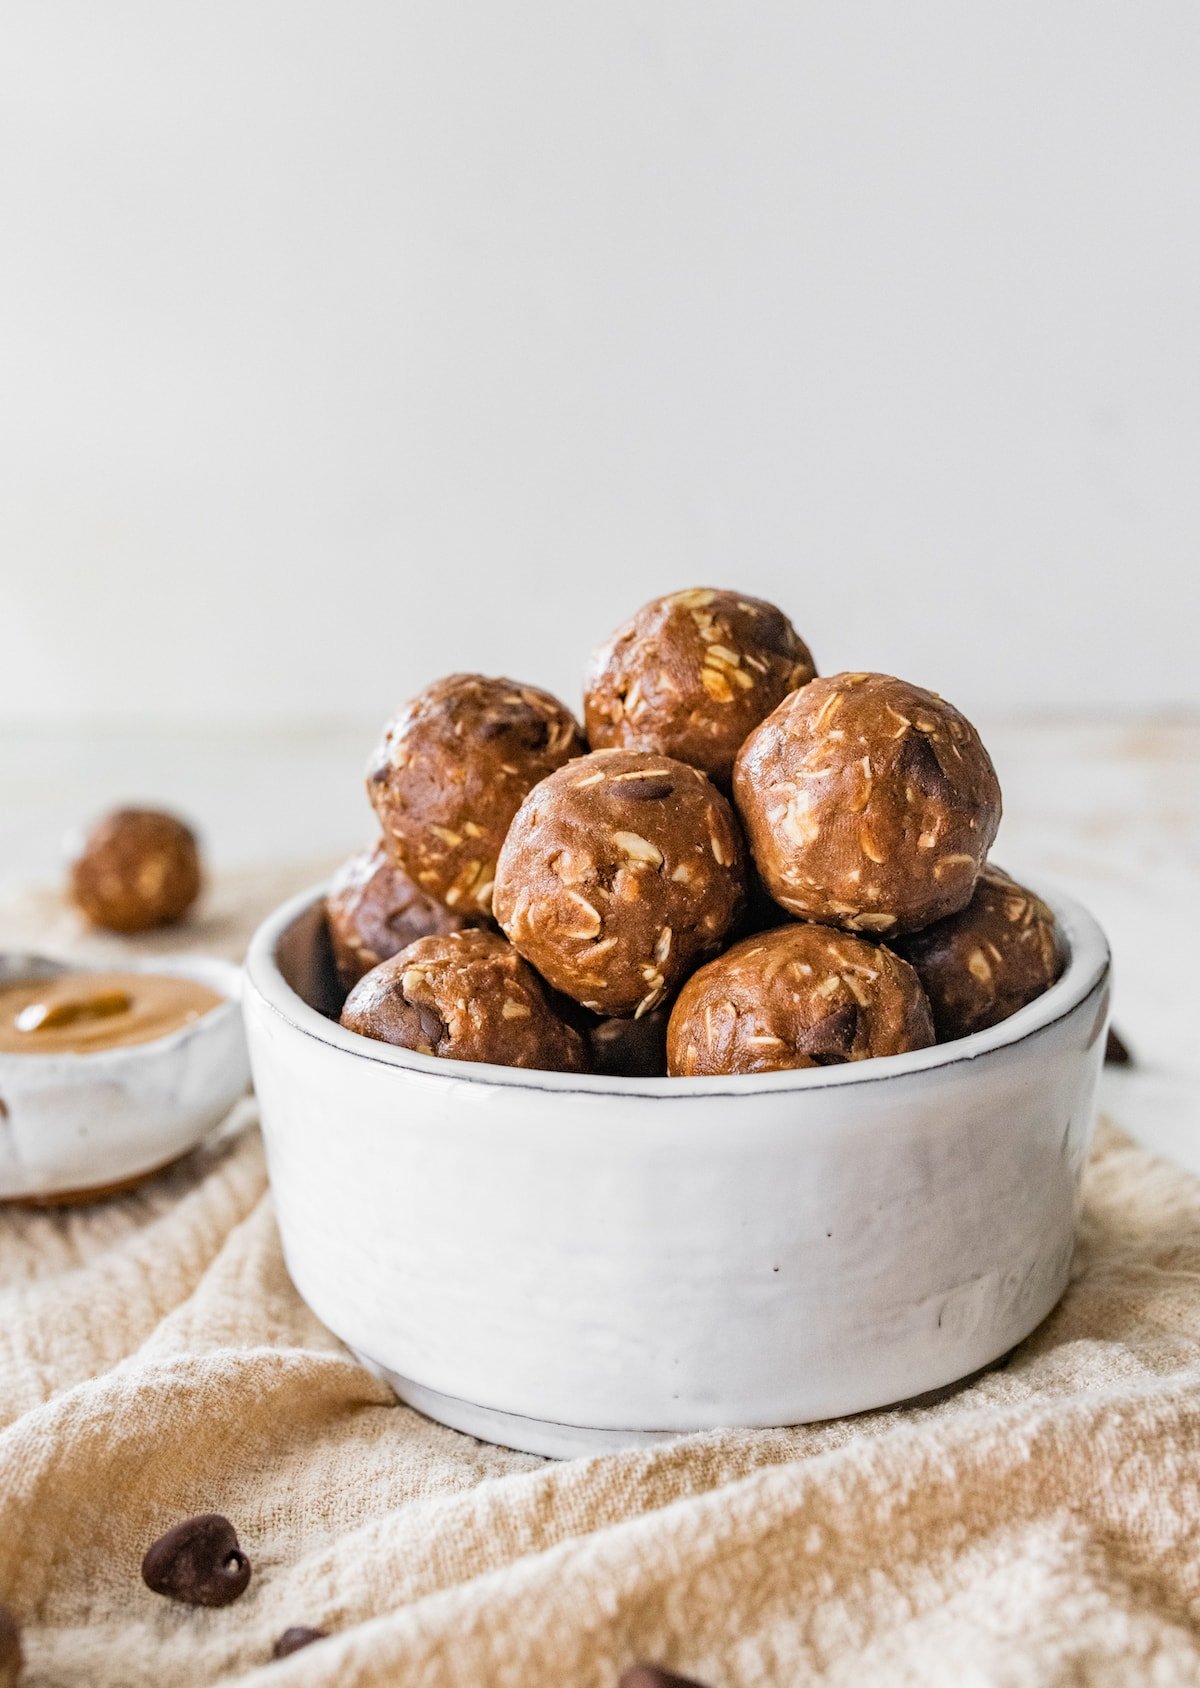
top-left (325, 840), bottom-right (480, 993)
top-left (494, 749), bottom-right (746, 1017)
top-left (733, 673), bottom-right (1001, 937)
top-left (340, 929), bottom-right (587, 1072)
top-left (584, 588), bottom-right (816, 787)
top-left (69, 807), bottom-right (202, 933)
top-left (891, 864), bottom-right (1065, 1041)
top-left (367, 675), bottom-right (585, 916)
top-left (667, 923), bottom-right (935, 1076)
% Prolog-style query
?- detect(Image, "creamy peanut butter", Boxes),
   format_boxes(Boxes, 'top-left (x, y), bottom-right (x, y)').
top-left (0, 971), bottom-right (224, 1055)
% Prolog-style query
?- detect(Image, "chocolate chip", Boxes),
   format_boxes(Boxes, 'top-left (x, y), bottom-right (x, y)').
top-left (518, 718), bottom-right (551, 752)
top-left (416, 1003), bottom-right (446, 1047)
top-left (141, 1514), bottom-right (251, 1607)
top-left (0, 1605), bottom-right (22, 1688)
top-left (273, 1627), bottom-right (328, 1659)
top-left (622, 778), bottom-right (675, 801)
top-left (619, 1666), bottom-right (713, 1688)
top-left (1105, 1025), bottom-right (1133, 1066)
top-left (800, 1002), bottom-right (859, 1064)
top-left (897, 731), bottom-right (955, 802)
top-left (480, 709), bottom-right (549, 751)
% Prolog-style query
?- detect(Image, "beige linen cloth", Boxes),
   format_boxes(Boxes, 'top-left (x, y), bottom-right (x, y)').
top-left (3, 862), bottom-right (1200, 1688)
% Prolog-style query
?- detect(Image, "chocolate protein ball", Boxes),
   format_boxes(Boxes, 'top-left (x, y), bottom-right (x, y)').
top-left (325, 840), bottom-right (480, 992)
top-left (734, 673), bottom-right (1001, 937)
top-left (340, 928), bottom-right (587, 1072)
top-left (68, 807), bottom-right (202, 933)
top-left (584, 588), bottom-right (816, 787)
top-left (891, 864), bottom-right (1065, 1041)
top-left (494, 749), bottom-right (746, 1017)
top-left (367, 674), bottom-right (585, 917)
top-left (667, 923), bottom-right (935, 1076)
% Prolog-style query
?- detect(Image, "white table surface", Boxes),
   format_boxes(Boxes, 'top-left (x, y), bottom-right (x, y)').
top-left (1, 714), bottom-right (1196, 1170)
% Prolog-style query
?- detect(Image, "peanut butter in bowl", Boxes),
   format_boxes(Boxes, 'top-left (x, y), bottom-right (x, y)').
top-left (0, 953), bottom-right (249, 1205)
top-left (0, 970), bottom-right (225, 1057)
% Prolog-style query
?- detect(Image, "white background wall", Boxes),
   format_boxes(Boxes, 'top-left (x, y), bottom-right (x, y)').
top-left (3, 2), bottom-right (1198, 728)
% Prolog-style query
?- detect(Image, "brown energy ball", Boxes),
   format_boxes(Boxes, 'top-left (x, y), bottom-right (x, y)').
top-left (340, 928), bottom-right (587, 1072)
top-left (891, 864), bottom-right (1065, 1041)
top-left (589, 1008), bottom-right (669, 1078)
top-left (584, 588), bottom-right (816, 787)
top-left (325, 840), bottom-right (480, 992)
top-left (667, 923), bottom-right (935, 1076)
top-left (494, 749), bottom-right (746, 1017)
top-left (68, 807), bottom-right (202, 933)
top-left (734, 673), bottom-right (1001, 937)
top-left (367, 674), bottom-right (585, 917)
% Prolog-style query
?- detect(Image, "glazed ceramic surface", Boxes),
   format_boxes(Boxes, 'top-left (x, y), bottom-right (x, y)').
top-left (244, 884), bottom-right (1110, 1458)
top-left (0, 952), bottom-right (249, 1201)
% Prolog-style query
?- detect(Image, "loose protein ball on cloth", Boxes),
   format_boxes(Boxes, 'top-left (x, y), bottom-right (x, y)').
top-left (589, 1007), bottom-right (670, 1078)
top-left (733, 672), bottom-right (1001, 937)
top-left (324, 840), bottom-right (480, 993)
top-left (340, 929), bottom-right (587, 1072)
top-left (891, 864), bottom-right (1066, 1041)
top-left (584, 588), bottom-right (816, 787)
top-left (667, 923), bottom-right (935, 1076)
top-left (367, 674), bottom-right (585, 916)
top-left (68, 807), bottom-right (203, 933)
top-left (494, 749), bottom-right (746, 1018)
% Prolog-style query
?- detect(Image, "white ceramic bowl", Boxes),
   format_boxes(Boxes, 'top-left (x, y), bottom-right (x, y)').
top-left (0, 952), bottom-right (249, 1203)
top-left (244, 882), bottom-right (1110, 1458)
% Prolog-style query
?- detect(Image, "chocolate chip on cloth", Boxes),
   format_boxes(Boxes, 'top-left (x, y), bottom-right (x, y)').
top-left (340, 928), bottom-right (588, 1072)
top-left (325, 839), bottom-right (481, 992)
top-left (667, 923), bottom-right (934, 1076)
top-left (891, 864), bottom-right (1066, 1041)
top-left (618, 1666), bottom-right (714, 1688)
top-left (68, 807), bottom-right (202, 933)
top-left (494, 749), bottom-right (746, 1017)
top-left (367, 674), bottom-right (585, 916)
top-left (734, 672), bottom-right (1001, 936)
top-left (140, 1514), bottom-right (251, 1607)
top-left (585, 588), bottom-right (816, 786)
top-left (0, 1605), bottom-right (22, 1688)
top-left (272, 1627), bottom-right (328, 1659)
top-left (1106, 1025), bottom-right (1134, 1065)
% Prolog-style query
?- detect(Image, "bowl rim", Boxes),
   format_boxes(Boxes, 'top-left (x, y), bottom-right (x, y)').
top-left (0, 952), bottom-right (244, 1072)
top-left (243, 878), bottom-right (1111, 1099)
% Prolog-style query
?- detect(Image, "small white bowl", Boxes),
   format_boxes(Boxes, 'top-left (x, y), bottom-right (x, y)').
top-left (0, 952), bottom-right (249, 1204)
top-left (244, 883), bottom-right (1110, 1458)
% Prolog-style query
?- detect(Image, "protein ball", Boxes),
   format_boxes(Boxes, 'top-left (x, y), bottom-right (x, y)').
top-left (494, 749), bottom-right (746, 1017)
top-left (340, 929), bottom-right (587, 1072)
top-left (584, 588), bottom-right (816, 787)
top-left (891, 864), bottom-right (1065, 1041)
top-left (69, 807), bottom-right (203, 933)
top-left (667, 924), bottom-right (935, 1076)
top-left (325, 840), bottom-right (480, 992)
top-left (734, 672), bottom-right (1001, 936)
top-left (367, 674), bottom-right (586, 916)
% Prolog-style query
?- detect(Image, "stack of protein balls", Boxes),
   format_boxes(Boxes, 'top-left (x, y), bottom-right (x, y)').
top-left (328, 589), bottom-right (1065, 1078)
